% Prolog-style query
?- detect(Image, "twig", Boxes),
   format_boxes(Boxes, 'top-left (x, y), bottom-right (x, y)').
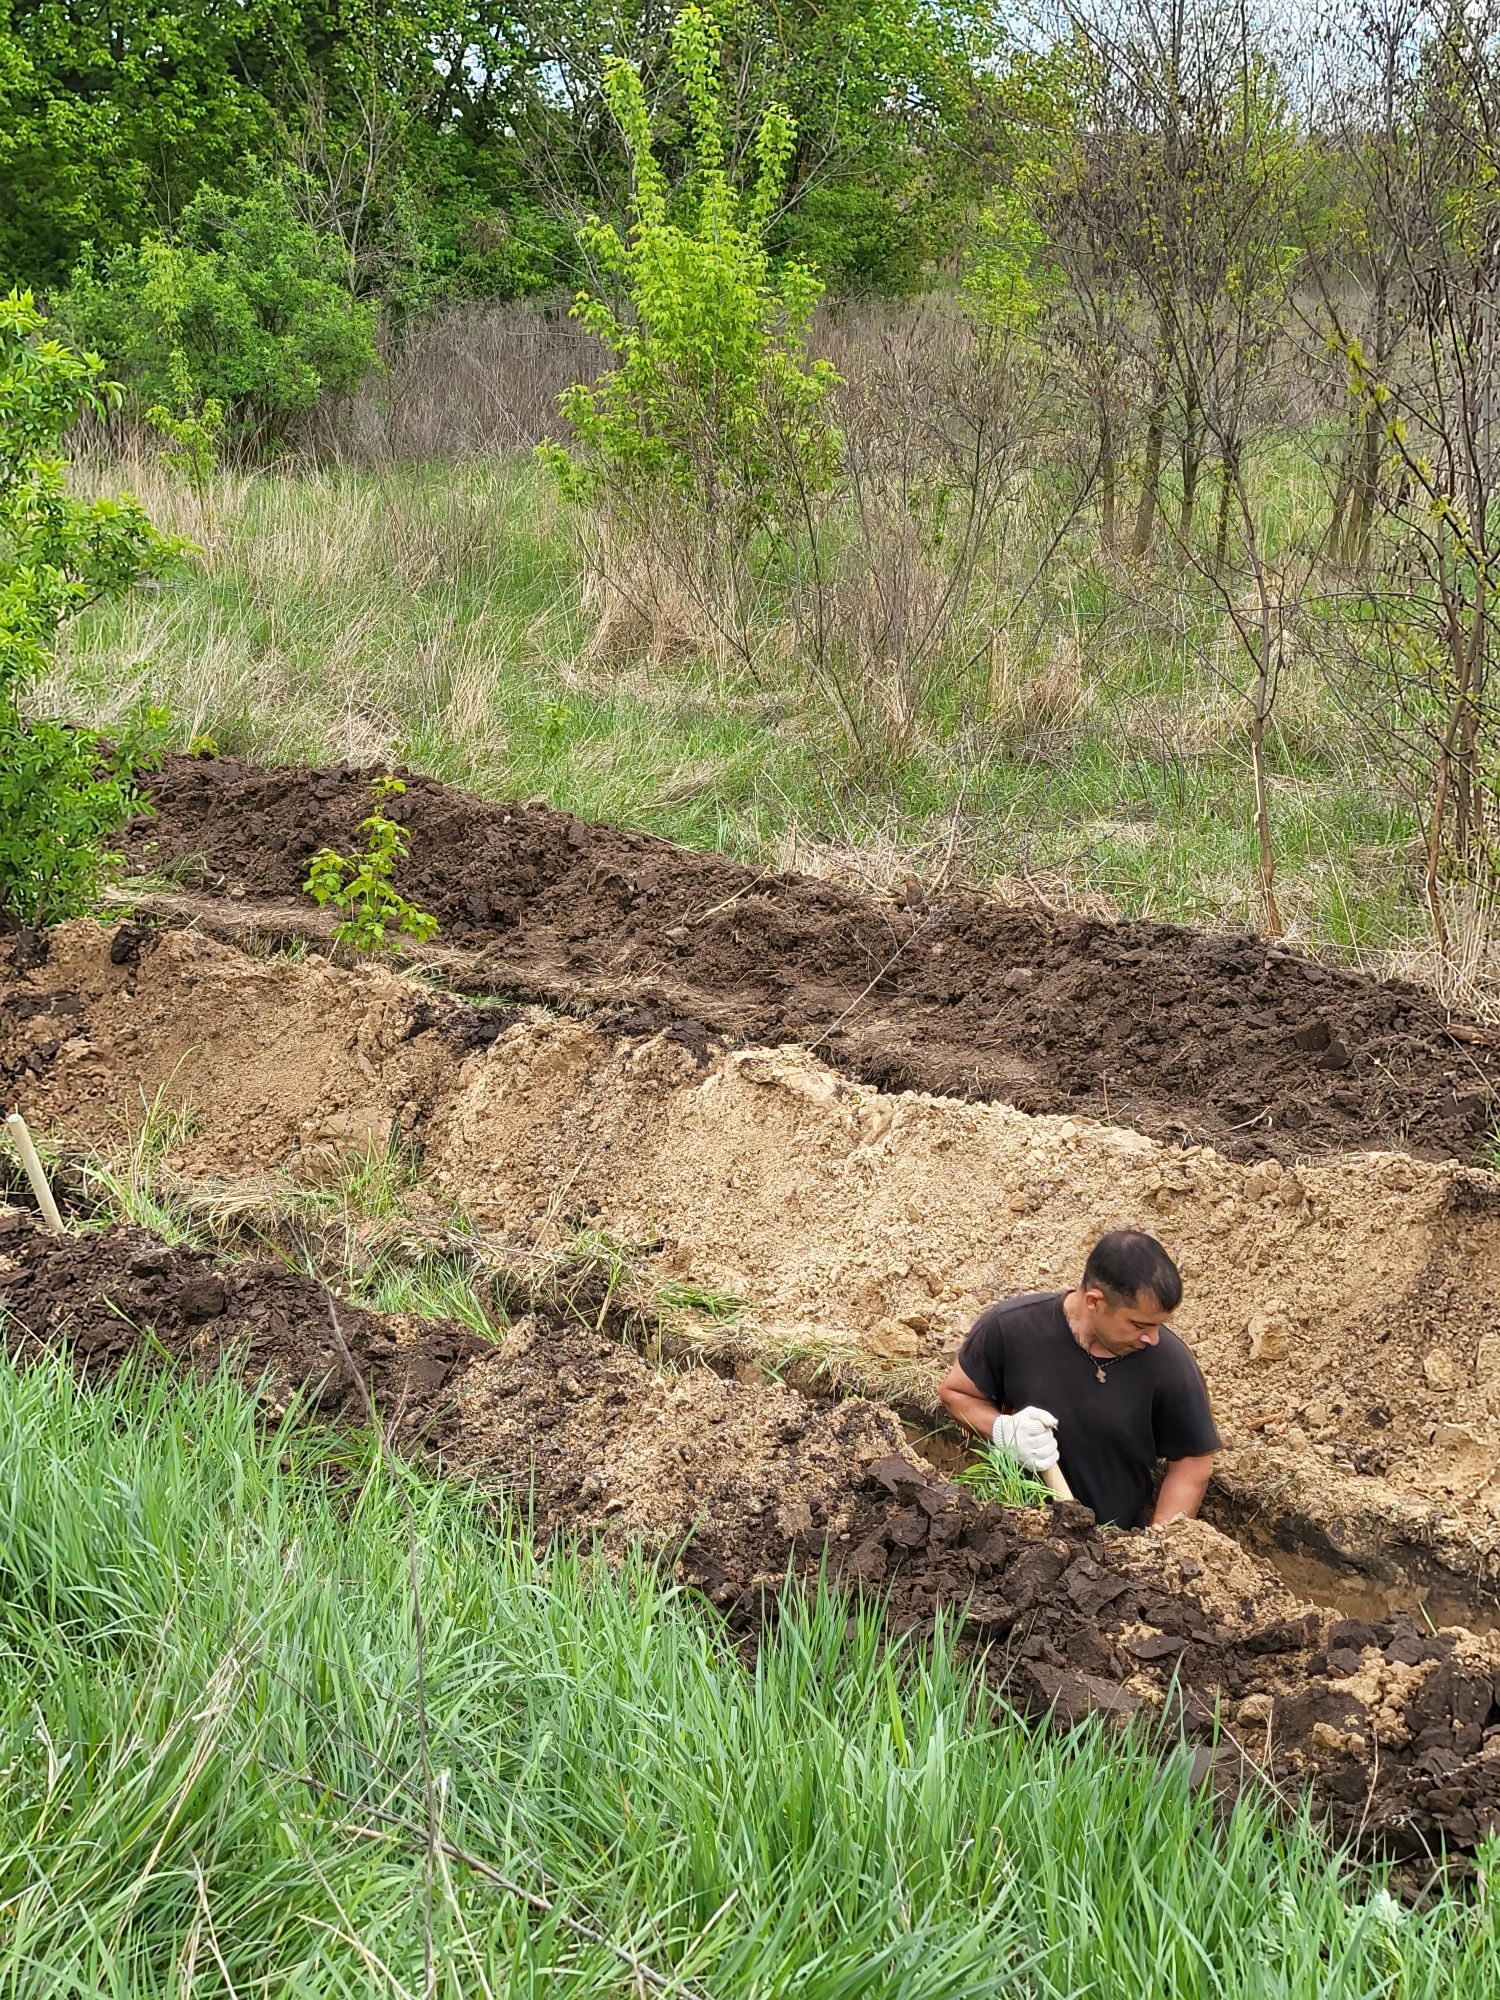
top-left (801, 914), bottom-right (932, 1054)
top-left (309, 1784), bottom-right (707, 1995)
top-left (678, 869), bottom-right (773, 929)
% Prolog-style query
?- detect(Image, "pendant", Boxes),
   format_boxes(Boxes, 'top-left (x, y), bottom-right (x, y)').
top-left (1095, 1364), bottom-right (1106, 1383)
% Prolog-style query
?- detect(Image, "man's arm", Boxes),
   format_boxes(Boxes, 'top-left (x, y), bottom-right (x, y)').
top-left (1152, 1453), bottom-right (1215, 1526)
top-left (937, 1358), bottom-right (1002, 1439)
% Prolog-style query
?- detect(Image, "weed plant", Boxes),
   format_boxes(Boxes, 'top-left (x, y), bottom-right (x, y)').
top-left (304, 775), bottom-right (439, 952)
top-left (957, 1444), bottom-right (1051, 1509)
top-left (0, 1345), bottom-right (1496, 1996)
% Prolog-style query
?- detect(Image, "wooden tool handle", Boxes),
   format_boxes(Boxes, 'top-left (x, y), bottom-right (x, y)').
top-left (1041, 1462), bottom-right (1074, 1503)
top-left (5, 1112), bottom-right (64, 1235)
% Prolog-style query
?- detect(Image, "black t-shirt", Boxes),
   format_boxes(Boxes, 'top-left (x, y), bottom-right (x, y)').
top-left (957, 1291), bottom-right (1220, 1529)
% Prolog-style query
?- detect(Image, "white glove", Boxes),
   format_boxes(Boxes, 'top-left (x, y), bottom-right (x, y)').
top-left (991, 1406), bottom-right (1059, 1473)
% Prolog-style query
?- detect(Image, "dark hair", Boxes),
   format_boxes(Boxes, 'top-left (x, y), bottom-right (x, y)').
top-left (1081, 1230), bottom-right (1183, 1313)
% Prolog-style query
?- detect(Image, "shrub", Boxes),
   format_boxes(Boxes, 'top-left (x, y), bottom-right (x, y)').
top-left (303, 777), bottom-right (439, 952)
top-left (60, 181), bottom-right (379, 455)
top-left (540, 5), bottom-right (840, 665)
top-left (0, 292), bottom-right (179, 928)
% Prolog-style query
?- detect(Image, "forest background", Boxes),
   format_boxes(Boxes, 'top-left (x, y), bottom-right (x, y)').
top-left (8, 0), bottom-right (1500, 1006)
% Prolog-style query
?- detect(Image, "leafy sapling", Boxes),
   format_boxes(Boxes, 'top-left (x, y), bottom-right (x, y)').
top-left (0, 291), bottom-right (181, 928)
top-left (303, 776), bottom-right (439, 952)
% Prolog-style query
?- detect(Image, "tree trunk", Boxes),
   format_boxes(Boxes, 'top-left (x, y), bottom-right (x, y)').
top-left (1177, 405), bottom-right (1202, 558)
top-left (1099, 401), bottom-right (1119, 554)
top-left (1345, 407), bottom-right (1382, 570)
top-left (1250, 704), bottom-right (1283, 939)
top-left (1235, 462), bottom-right (1283, 937)
top-left (1131, 373), bottom-right (1168, 561)
top-left (1213, 449), bottom-right (1234, 572)
top-left (1326, 424), bottom-right (1357, 565)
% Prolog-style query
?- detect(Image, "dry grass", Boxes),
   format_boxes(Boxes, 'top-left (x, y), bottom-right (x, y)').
top-left (307, 300), bottom-right (604, 462)
top-left (45, 419), bottom-right (1500, 1015)
top-left (1370, 885), bottom-right (1500, 1023)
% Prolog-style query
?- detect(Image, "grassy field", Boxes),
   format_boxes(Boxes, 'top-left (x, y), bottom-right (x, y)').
top-left (2, 1342), bottom-right (1496, 1998)
top-left (49, 451), bottom-right (1454, 987)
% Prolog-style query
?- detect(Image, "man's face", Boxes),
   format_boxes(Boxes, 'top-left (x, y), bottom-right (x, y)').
top-left (1084, 1285), bottom-right (1167, 1355)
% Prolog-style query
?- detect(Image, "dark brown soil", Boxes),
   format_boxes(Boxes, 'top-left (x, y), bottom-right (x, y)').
top-left (5, 1220), bottom-right (1498, 1862)
top-left (124, 756), bottom-right (1500, 1163)
top-left (0, 1219), bottom-right (489, 1438)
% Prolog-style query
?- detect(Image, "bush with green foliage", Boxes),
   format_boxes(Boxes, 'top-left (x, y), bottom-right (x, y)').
top-left (60, 182), bottom-right (379, 455)
top-left (0, 291), bottom-right (178, 928)
top-left (304, 776), bottom-right (439, 952)
top-left (0, 0), bottom-right (1001, 306)
top-left (542, 6), bottom-right (840, 533)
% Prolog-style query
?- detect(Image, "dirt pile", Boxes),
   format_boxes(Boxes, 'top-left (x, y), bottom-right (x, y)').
top-left (6, 922), bottom-right (1500, 1592)
top-left (0, 1223), bottom-right (488, 1433)
top-left (3, 1220), bottom-right (1499, 1861)
top-left (0, 921), bottom-right (462, 1174)
top-left (125, 755), bottom-right (1500, 1164)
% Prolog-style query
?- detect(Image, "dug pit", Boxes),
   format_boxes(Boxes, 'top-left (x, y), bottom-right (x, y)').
top-left (3, 1221), bottom-right (1499, 1864)
top-left (5, 920), bottom-right (1500, 1622)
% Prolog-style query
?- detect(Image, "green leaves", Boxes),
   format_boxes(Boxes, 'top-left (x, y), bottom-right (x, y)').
top-left (955, 1445), bottom-right (1050, 1509)
top-left (546, 7), bottom-right (840, 532)
top-left (303, 775), bottom-right (440, 952)
top-left (0, 290), bottom-right (179, 927)
top-left (58, 182), bottom-right (379, 457)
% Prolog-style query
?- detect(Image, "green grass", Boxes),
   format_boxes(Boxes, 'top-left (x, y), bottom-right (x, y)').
top-left (654, 1279), bottom-right (748, 1323)
top-left (349, 1249), bottom-right (498, 1337)
top-left (1, 1343), bottom-right (1496, 1996)
top-left (956, 1444), bottom-right (1051, 1509)
top-left (56, 1109), bottom-right (750, 1358)
top-left (48, 451), bottom-right (1450, 978)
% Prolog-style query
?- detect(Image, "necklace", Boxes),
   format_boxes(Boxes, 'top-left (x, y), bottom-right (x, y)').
top-left (1062, 1291), bottom-right (1123, 1384)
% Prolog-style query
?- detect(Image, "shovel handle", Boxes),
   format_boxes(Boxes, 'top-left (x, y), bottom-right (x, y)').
top-left (5, 1113), bottom-right (64, 1236)
top-left (1041, 1462), bottom-right (1075, 1503)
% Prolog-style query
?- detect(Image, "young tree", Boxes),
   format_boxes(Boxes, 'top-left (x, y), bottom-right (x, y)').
top-left (542, 4), bottom-right (839, 667)
top-left (1319, 1), bottom-right (1500, 950)
top-left (0, 292), bottom-right (179, 926)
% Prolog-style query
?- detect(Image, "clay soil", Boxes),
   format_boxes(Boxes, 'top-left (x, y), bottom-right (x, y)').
top-left (3, 1220), bottom-right (1498, 1862)
top-left (122, 755), bottom-right (1500, 1165)
top-left (6, 922), bottom-right (1500, 1603)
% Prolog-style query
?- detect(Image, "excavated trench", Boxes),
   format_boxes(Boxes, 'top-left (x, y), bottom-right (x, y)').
top-left (903, 1411), bottom-right (1500, 1633)
top-left (3, 1219), bottom-right (1500, 1865)
top-left (123, 755), bottom-right (1500, 1165)
top-left (13, 918), bottom-right (1500, 1589)
top-left (7, 756), bottom-right (1500, 1857)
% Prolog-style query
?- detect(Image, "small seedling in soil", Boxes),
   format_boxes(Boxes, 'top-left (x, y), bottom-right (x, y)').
top-left (957, 1445), bottom-right (1050, 1509)
top-left (656, 1278), bottom-right (746, 1323)
top-left (303, 777), bottom-right (438, 953)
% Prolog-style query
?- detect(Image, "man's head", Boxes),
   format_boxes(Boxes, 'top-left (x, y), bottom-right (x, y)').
top-left (1075, 1230), bottom-right (1183, 1355)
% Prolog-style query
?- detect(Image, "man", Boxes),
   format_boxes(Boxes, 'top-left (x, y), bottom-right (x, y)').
top-left (937, 1229), bottom-right (1218, 1530)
